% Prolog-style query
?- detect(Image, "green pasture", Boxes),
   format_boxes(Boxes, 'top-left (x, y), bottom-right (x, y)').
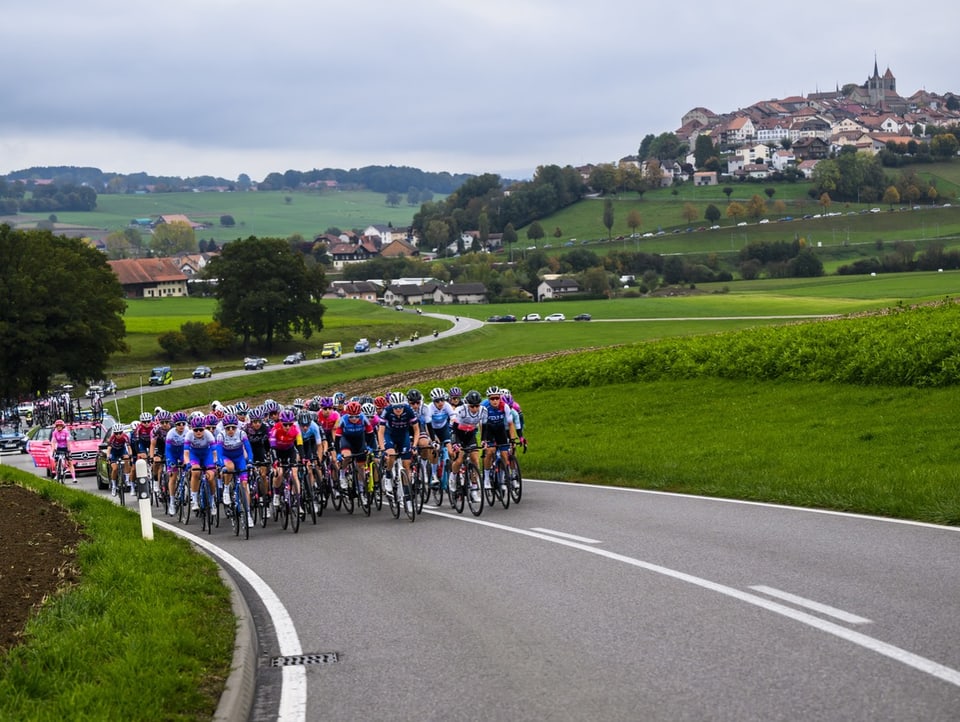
top-left (32, 190), bottom-right (422, 242)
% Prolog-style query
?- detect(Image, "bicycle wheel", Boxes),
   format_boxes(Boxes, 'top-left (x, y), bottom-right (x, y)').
top-left (291, 491), bottom-right (301, 534)
top-left (117, 472), bottom-right (126, 507)
top-left (413, 471), bottom-right (424, 515)
top-left (431, 466), bottom-right (445, 506)
top-left (465, 463), bottom-right (483, 517)
top-left (498, 467), bottom-right (510, 509)
top-left (395, 468), bottom-right (414, 522)
top-left (232, 489), bottom-right (241, 537)
top-left (387, 471), bottom-right (400, 519)
top-left (483, 466), bottom-right (496, 507)
top-left (302, 473), bottom-right (317, 525)
top-left (356, 468), bottom-right (371, 516)
top-left (204, 486), bottom-right (214, 534)
top-left (508, 456), bottom-right (523, 503)
top-left (449, 471), bottom-right (465, 514)
top-left (240, 490), bottom-right (250, 540)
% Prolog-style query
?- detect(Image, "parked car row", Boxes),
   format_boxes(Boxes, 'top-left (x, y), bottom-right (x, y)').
top-left (486, 315), bottom-right (517, 323)
top-left (85, 380), bottom-right (117, 397)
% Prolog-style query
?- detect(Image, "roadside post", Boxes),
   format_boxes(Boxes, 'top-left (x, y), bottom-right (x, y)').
top-left (134, 458), bottom-right (154, 540)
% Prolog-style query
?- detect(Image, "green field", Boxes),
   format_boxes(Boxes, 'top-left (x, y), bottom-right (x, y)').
top-left (27, 190), bottom-right (423, 243)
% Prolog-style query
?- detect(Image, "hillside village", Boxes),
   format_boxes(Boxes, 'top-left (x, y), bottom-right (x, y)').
top-left (60, 58), bottom-right (960, 303)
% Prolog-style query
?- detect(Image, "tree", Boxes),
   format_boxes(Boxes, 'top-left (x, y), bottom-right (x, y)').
top-left (502, 222), bottom-right (518, 258)
top-left (157, 331), bottom-right (189, 360)
top-left (206, 236), bottom-right (326, 352)
top-left (406, 186), bottom-right (420, 206)
top-left (0, 225), bottom-right (127, 398)
top-left (602, 199), bottom-right (614, 240)
top-left (425, 219), bottom-right (451, 254)
top-left (151, 221), bottom-right (196, 256)
top-left (704, 204), bottom-right (721, 224)
top-left (883, 185), bottom-right (901, 210)
top-left (726, 202), bottom-right (747, 221)
top-left (723, 186), bottom-right (733, 201)
top-left (220, 214), bottom-right (236, 227)
top-left (626, 209), bottom-right (642, 236)
top-left (588, 164), bottom-right (618, 195)
top-left (747, 194), bottom-right (767, 219)
top-left (385, 191), bottom-right (401, 207)
top-left (581, 267), bottom-right (610, 296)
top-left (764, 188), bottom-right (776, 200)
top-left (526, 221), bottom-right (545, 246)
top-left (819, 193), bottom-right (832, 212)
top-left (693, 135), bottom-right (716, 169)
top-left (682, 203), bottom-right (698, 224)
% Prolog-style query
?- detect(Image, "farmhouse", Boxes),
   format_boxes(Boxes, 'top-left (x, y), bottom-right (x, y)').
top-left (109, 258), bottom-right (189, 298)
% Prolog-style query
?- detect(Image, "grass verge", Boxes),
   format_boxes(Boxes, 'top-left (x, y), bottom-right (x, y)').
top-left (0, 470), bottom-right (233, 721)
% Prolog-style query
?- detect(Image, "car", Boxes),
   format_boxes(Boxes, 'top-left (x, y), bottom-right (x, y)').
top-left (0, 424), bottom-right (26, 454)
top-left (354, 338), bottom-right (370, 353)
top-left (486, 315), bottom-right (504, 322)
top-left (522, 313), bottom-right (542, 322)
top-left (759, 219), bottom-right (770, 224)
top-left (321, 342), bottom-right (342, 359)
top-left (869, 207), bottom-right (881, 213)
top-left (573, 313), bottom-right (592, 321)
top-left (563, 240), bottom-right (575, 247)
top-left (148, 366), bottom-right (173, 386)
top-left (501, 314), bottom-right (517, 322)
top-left (243, 356), bottom-right (267, 370)
top-left (192, 365), bottom-right (213, 378)
top-left (545, 313), bottom-right (566, 322)
top-left (85, 380), bottom-right (117, 397)
top-left (27, 420), bottom-right (113, 479)
top-left (709, 225), bottom-right (721, 230)
top-left (394, 304), bottom-right (404, 311)
top-left (282, 354), bottom-right (301, 365)
top-left (737, 222), bottom-right (748, 227)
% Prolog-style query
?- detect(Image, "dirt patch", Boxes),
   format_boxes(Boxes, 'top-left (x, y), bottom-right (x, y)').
top-left (0, 484), bottom-right (83, 654)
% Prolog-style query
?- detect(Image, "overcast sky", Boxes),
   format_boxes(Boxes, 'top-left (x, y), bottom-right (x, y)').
top-left (1, 1), bottom-right (957, 182)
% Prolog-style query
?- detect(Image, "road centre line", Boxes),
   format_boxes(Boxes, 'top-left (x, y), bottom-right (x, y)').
top-left (154, 520), bottom-right (307, 722)
top-left (750, 585), bottom-right (872, 625)
top-left (422, 509), bottom-right (960, 688)
top-left (530, 527), bottom-right (602, 544)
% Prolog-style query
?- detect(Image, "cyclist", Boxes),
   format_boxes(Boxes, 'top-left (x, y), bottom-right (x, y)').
top-left (425, 387), bottom-right (456, 488)
top-left (481, 386), bottom-right (519, 491)
top-left (48, 419), bottom-right (76, 482)
top-left (316, 396), bottom-right (341, 484)
top-left (245, 407), bottom-right (273, 507)
top-left (334, 401), bottom-right (375, 491)
top-left (163, 412), bottom-right (190, 516)
top-left (450, 390), bottom-right (487, 502)
top-left (185, 416), bottom-right (219, 514)
top-left (218, 413), bottom-right (255, 528)
top-left (268, 409), bottom-right (303, 507)
top-left (298, 409), bottom-right (323, 510)
top-left (381, 391), bottom-right (421, 500)
top-left (148, 410), bottom-right (172, 494)
top-left (130, 411), bottom-right (154, 494)
top-left (447, 386), bottom-right (463, 410)
top-left (234, 401), bottom-right (250, 430)
top-left (105, 423), bottom-right (133, 497)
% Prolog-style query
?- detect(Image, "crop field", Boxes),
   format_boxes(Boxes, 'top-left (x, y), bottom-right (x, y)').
top-left (28, 190), bottom-right (423, 242)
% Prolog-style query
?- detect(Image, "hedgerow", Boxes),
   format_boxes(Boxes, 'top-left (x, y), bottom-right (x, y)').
top-left (456, 299), bottom-right (960, 392)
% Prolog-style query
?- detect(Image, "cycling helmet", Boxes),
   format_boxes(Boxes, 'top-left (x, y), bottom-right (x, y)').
top-left (190, 417), bottom-right (205, 430)
top-left (204, 413), bottom-right (218, 427)
top-left (373, 395), bottom-right (389, 410)
top-left (211, 400), bottom-right (222, 411)
top-left (319, 396), bottom-right (334, 409)
top-left (388, 391), bottom-right (406, 406)
top-left (464, 390), bottom-right (482, 406)
top-left (190, 410), bottom-right (205, 420)
top-left (248, 407), bottom-right (264, 421)
top-left (139, 411), bottom-right (153, 423)
top-left (292, 397), bottom-right (305, 409)
top-left (297, 411), bottom-right (313, 427)
top-left (332, 392), bottom-right (346, 407)
top-left (406, 388), bottom-right (423, 404)
top-left (235, 401), bottom-right (249, 414)
top-left (111, 423), bottom-right (124, 435)
top-left (485, 386), bottom-right (501, 397)
top-left (154, 406), bottom-right (164, 414)
top-left (361, 402), bottom-right (376, 417)
top-left (54, 418), bottom-right (65, 426)
top-left (344, 401), bottom-right (362, 416)
top-left (278, 409), bottom-right (296, 424)
top-left (502, 392), bottom-right (513, 406)
top-left (448, 386), bottom-right (462, 399)
top-left (172, 411), bottom-right (188, 424)
top-left (155, 410), bottom-right (172, 423)
top-left (264, 400), bottom-right (281, 413)
top-left (223, 414), bottom-right (239, 427)
top-left (224, 404), bottom-right (236, 415)
top-left (430, 387), bottom-right (447, 401)
top-left (307, 398), bottom-right (320, 412)
top-left (213, 409), bottom-right (225, 420)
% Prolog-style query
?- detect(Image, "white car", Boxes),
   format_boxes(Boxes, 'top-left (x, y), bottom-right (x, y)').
top-left (758, 218), bottom-right (769, 224)
top-left (522, 313), bottom-right (541, 322)
top-left (545, 313), bottom-right (566, 322)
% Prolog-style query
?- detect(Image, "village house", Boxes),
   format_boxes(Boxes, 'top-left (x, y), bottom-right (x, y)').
top-left (431, 282), bottom-right (488, 304)
top-left (537, 278), bottom-right (580, 302)
top-left (109, 258), bottom-right (189, 298)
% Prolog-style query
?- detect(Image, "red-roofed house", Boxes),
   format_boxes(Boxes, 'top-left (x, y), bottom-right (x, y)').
top-left (108, 258), bottom-right (189, 298)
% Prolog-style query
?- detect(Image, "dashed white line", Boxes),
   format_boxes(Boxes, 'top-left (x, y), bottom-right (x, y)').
top-left (531, 527), bottom-right (602, 544)
top-left (750, 585), bottom-right (872, 625)
top-left (423, 509), bottom-right (960, 688)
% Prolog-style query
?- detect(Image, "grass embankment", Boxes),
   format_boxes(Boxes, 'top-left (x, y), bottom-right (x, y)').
top-left (0, 472), bottom-right (233, 721)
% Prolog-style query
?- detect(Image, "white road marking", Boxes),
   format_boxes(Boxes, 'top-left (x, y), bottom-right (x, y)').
top-left (531, 527), bottom-right (601, 544)
top-left (154, 520), bottom-right (307, 722)
top-left (423, 509), bottom-right (960, 688)
top-left (750, 585), bottom-right (872, 625)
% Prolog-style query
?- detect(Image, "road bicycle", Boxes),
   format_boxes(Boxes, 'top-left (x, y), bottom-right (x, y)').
top-left (110, 456), bottom-right (131, 507)
top-left (195, 466), bottom-right (217, 534)
top-left (428, 440), bottom-right (450, 507)
top-left (173, 463), bottom-right (191, 524)
top-left (249, 461), bottom-right (272, 528)
top-left (342, 454), bottom-right (372, 516)
top-left (151, 455), bottom-right (168, 510)
top-left (223, 468), bottom-right (251, 540)
top-left (366, 451), bottom-right (383, 511)
top-left (384, 451), bottom-right (415, 522)
top-left (52, 451), bottom-right (69, 485)
top-left (448, 444), bottom-right (483, 517)
top-left (275, 462), bottom-right (301, 533)
top-left (298, 458), bottom-right (318, 525)
top-left (506, 439), bottom-right (525, 504)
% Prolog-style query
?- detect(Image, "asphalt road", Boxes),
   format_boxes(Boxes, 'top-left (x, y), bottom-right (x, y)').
top-left (9, 448), bottom-right (958, 722)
